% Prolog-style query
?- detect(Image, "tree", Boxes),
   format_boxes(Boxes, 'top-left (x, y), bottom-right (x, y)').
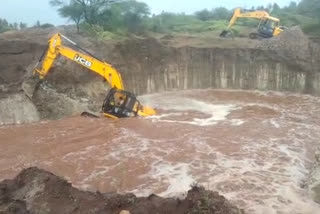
top-left (195, 9), bottom-right (213, 21)
top-left (19, 22), bottom-right (27, 29)
top-left (211, 7), bottom-right (230, 20)
top-left (266, 3), bottom-right (273, 12)
top-left (298, 0), bottom-right (320, 20)
top-left (57, 0), bottom-right (83, 32)
top-left (103, 0), bottom-right (150, 33)
top-left (13, 22), bottom-right (18, 29)
top-left (35, 20), bottom-right (41, 27)
top-left (272, 3), bottom-right (281, 12)
top-left (51, 0), bottom-right (122, 25)
top-left (40, 23), bottom-right (55, 28)
top-left (287, 1), bottom-right (298, 11)
top-left (256, 5), bottom-right (265, 10)
top-left (0, 18), bottom-right (11, 33)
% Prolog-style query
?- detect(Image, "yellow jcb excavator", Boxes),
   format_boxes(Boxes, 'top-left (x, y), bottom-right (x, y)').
top-left (220, 8), bottom-right (284, 39)
top-left (22, 33), bottom-right (156, 119)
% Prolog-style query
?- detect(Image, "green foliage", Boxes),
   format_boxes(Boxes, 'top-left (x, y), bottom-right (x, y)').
top-left (19, 22), bottom-right (27, 29)
top-left (269, 0), bottom-right (320, 34)
top-left (211, 7), bottom-right (231, 20)
top-left (56, 0), bottom-right (83, 32)
top-left (298, 0), bottom-right (320, 20)
top-left (40, 23), bottom-right (55, 28)
top-left (195, 9), bottom-right (213, 21)
top-left (81, 23), bottom-right (117, 39)
top-left (49, 0), bottom-right (320, 37)
top-left (145, 12), bottom-right (199, 33)
top-left (301, 22), bottom-right (320, 35)
top-left (32, 21), bottom-right (54, 29)
top-left (51, 0), bottom-right (149, 34)
top-left (194, 7), bottom-right (231, 21)
top-left (0, 18), bottom-right (23, 33)
top-left (0, 18), bottom-right (11, 33)
top-left (100, 0), bottom-right (150, 33)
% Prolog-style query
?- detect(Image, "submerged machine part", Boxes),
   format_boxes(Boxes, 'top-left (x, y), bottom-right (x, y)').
top-left (22, 33), bottom-right (156, 118)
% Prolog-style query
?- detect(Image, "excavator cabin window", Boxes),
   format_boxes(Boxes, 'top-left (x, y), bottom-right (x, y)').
top-left (258, 19), bottom-right (277, 38)
top-left (102, 88), bottom-right (140, 118)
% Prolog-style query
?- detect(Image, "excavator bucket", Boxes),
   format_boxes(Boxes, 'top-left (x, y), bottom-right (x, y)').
top-left (138, 105), bottom-right (156, 117)
top-left (220, 30), bottom-right (232, 38)
top-left (81, 110), bottom-right (101, 118)
top-left (22, 67), bottom-right (42, 99)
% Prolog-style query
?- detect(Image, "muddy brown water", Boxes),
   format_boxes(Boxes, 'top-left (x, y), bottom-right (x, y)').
top-left (1, 89), bottom-right (320, 213)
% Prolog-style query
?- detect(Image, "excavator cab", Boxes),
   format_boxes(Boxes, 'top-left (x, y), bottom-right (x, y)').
top-left (102, 88), bottom-right (140, 118)
top-left (257, 18), bottom-right (279, 38)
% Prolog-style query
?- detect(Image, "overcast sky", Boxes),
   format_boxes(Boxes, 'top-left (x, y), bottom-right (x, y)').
top-left (0, 0), bottom-right (296, 26)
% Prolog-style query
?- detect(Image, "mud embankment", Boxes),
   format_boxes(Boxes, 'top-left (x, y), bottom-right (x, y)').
top-left (0, 38), bottom-right (45, 124)
top-left (0, 167), bottom-right (243, 214)
top-left (116, 32), bottom-right (320, 96)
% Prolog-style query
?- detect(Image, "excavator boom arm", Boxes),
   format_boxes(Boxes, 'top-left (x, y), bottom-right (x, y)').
top-left (35, 33), bottom-right (124, 90)
top-left (29, 33), bottom-right (156, 118)
top-left (227, 8), bottom-right (279, 29)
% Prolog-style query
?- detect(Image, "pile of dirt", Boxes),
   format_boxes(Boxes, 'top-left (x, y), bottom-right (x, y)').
top-left (256, 26), bottom-right (311, 65)
top-left (0, 167), bottom-right (243, 214)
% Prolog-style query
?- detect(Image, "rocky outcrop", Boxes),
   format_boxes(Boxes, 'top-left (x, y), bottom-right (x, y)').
top-left (0, 93), bottom-right (40, 125)
top-left (0, 167), bottom-right (243, 214)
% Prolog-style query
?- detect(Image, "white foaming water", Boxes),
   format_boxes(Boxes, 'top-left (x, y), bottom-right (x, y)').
top-left (142, 94), bottom-right (238, 126)
top-left (148, 162), bottom-right (195, 199)
top-left (231, 119), bottom-right (245, 126)
top-left (138, 90), bottom-right (320, 213)
top-left (4, 89), bottom-right (318, 214)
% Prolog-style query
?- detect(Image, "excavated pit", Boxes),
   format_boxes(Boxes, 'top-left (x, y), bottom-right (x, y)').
top-left (1, 27), bottom-right (320, 213)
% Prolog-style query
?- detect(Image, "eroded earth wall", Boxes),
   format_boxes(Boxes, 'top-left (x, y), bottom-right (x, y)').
top-left (118, 43), bottom-right (313, 95)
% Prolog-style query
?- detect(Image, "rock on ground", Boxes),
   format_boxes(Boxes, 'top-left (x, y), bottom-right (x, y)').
top-left (256, 26), bottom-right (312, 68)
top-left (0, 167), bottom-right (243, 214)
top-left (0, 93), bottom-right (40, 125)
top-left (308, 146), bottom-right (320, 204)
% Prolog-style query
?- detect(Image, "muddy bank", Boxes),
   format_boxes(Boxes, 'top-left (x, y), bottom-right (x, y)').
top-left (118, 35), bottom-right (320, 95)
top-left (0, 167), bottom-right (243, 214)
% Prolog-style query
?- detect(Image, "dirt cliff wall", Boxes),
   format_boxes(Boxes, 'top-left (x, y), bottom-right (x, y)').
top-left (114, 37), bottom-right (320, 96)
top-left (117, 43), bottom-right (308, 95)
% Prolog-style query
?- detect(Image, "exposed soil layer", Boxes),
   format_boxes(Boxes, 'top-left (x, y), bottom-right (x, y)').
top-left (0, 167), bottom-right (243, 214)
